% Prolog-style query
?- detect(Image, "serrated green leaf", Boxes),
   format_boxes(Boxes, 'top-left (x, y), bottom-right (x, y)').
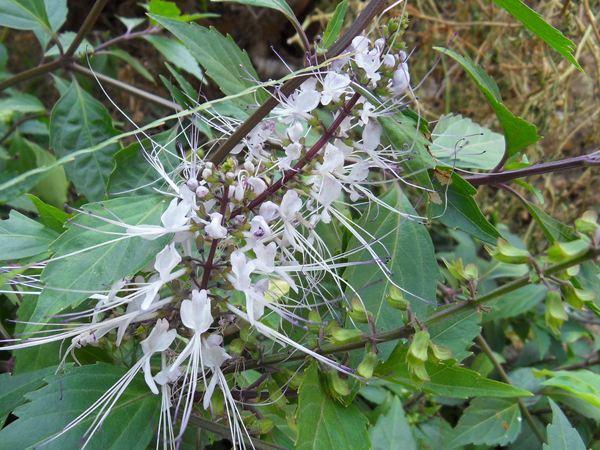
top-left (0, 364), bottom-right (160, 449)
top-left (370, 396), bottom-right (416, 450)
top-left (379, 345), bottom-right (532, 398)
top-left (543, 399), bottom-right (586, 450)
top-left (320, 0), bottom-right (348, 51)
top-left (105, 48), bottom-right (155, 82)
top-left (152, 15), bottom-right (264, 105)
top-left (212, 0), bottom-right (296, 22)
top-left (434, 47), bottom-right (539, 157)
top-left (0, 366), bottom-right (56, 417)
top-left (448, 397), bottom-right (522, 448)
top-left (344, 188), bottom-right (438, 356)
top-left (107, 129), bottom-right (179, 196)
top-left (296, 364), bottom-right (370, 450)
top-left (27, 195), bottom-right (170, 327)
top-left (484, 284), bottom-right (547, 321)
top-left (493, 0), bottom-right (581, 70)
top-left (414, 417), bottom-right (453, 450)
top-left (431, 114), bottom-right (505, 170)
top-left (429, 307), bottom-right (481, 361)
top-left (0, 0), bottom-right (52, 48)
top-left (143, 34), bottom-right (204, 81)
top-left (50, 80), bottom-right (120, 201)
top-left (0, 210), bottom-right (57, 261)
top-left (45, 31), bottom-right (91, 57)
top-left (524, 201), bottom-right (577, 243)
top-left (537, 369), bottom-right (600, 411)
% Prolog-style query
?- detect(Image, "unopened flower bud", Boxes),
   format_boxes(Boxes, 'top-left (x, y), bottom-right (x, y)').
top-left (186, 178), bottom-right (198, 190)
top-left (195, 185), bottom-right (209, 198)
top-left (386, 286), bottom-right (409, 310)
top-left (201, 168), bottom-right (212, 179)
top-left (357, 351), bottom-right (378, 379)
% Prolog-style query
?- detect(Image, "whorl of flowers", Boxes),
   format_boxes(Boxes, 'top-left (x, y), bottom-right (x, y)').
top-left (2, 27), bottom-right (422, 449)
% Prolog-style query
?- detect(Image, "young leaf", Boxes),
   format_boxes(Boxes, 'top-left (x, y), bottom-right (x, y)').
top-left (370, 396), bottom-right (417, 450)
top-left (27, 195), bottom-right (170, 327)
top-left (105, 48), bottom-right (155, 82)
top-left (152, 15), bottom-right (265, 105)
top-left (26, 194), bottom-right (70, 233)
top-left (378, 345), bottom-right (532, 398)
top-left (493, 0), bottom-right (581, 70)
top-left (344, 188), bottom-right (438, 348)
top-left (431, 114), bottom-right (505, 170)
top-left (0, 364), bottom-right (160, 449)
top-left (296, 364), bottom-right (370, 450)
top-left (143, 35), bottom-right (205, 81)
top-left (544, 399), bottom-right (586, 450)
top-left (0, 366), bottom-right (55, 418)
top-left (320, 0), bottom-right (349, 51)
top-left (448, 398), bottom-right (522, 448)
top-left (50, 80), bottom-right (120, 201)
top-left (537, 369), bottom-right (600, 411)
top-left (434, 47), bottom-right (539, 157)
top-left (0, 210), bottom-right (57, 261)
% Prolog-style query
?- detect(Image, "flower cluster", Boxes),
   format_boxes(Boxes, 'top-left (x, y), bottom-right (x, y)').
top-left (2, 30), bottom-right (422, 449)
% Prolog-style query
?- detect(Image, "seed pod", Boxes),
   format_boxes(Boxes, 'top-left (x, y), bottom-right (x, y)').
top-left (357, 351), bottom-right (379, 379)
top-left (409, 330), bottom-right (430, 362)
top-left (575, 210), bottom-right (598, 235)
top-left (490, 239), bottom-right (531, 264)
top-left (347, 298), bottom-right (370, 323)
top-left (429, 342), bottom-right (452, 361)
top-left (387, 286), bottom-right (410, 310)
top-left (326, 371), bottom-right (351, 397)
top-left (330, 328), bottom-right (363, 344)
top-left (547, 238), bottom-right (591, 263)
top-left (545, 290), bottom-right (567, 335)
top-left (561, 284), bottom-right (595, 309)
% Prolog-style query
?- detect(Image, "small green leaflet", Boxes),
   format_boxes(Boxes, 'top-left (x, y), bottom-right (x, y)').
top-left (493, 0), bottom-right (581, 70)
top-left (296, 364), bottom-right (370, 450)
top-left (378, 345), bottom-right (532, 398)
top-left (152, 15), bottom-right (266, 105)
top-left (0, 364), bottom-right (160, 449)
top-left (370, 396), bottom-right (417, 450)
top-left (447, 397), bottom-right (522, 448)
top-left (0, 210), bottom-right (57, 261)
top-left (26, 194), bottom-right (70, 233)
top-left (50, 80), bottom-right (120, 201)
top-left (320, 0), bottom-right (349, 51)
top-left (431, 114), bottom-right (505, 170)
top-left (544, 399), bottom-right (586, 450)
top-left (434, 47), bottom-right (539, 158)
top-left (27, 195), bottom-right (170, 328)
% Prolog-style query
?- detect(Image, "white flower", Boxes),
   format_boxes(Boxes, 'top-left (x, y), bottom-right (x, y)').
top-left (141, 319), bottom-right (177, 394)
top-left (276, 80), bottom-right (320, 125)
top-left (392, 52), bottom-right (410, 95)
top-left (253, 242), bottom-right (277, 273)
top-left (142, 244), bottom-right (183, 310)
top-left (201, 334), bottom-right (231, 409)
top-left (248, 215), bottom-right (272, 241)
top-left (227, 250), bottom-right (254, 292)
top-left (287, 121), bottom-right (304, 142)
top-left (321, 72), bottom-right (351, 105)
top-left (259, 201), bottom-right (279, 222)
top-left (205, 212), bottom-right (227, 239)
top-left (247, 176), bottom-right (267, 195)
top-left (181, 289), bottom-right (213, 334)
top-left (279, 190), bottom-right (302, 222)
top-left (352, 37), bottom-right (382, 84)
top-left (280, 142), bottom-right (302, 169)
top-left (126, 197), bottom-right (192, 240)
top-left (362, 120), bottom-right (382, 155)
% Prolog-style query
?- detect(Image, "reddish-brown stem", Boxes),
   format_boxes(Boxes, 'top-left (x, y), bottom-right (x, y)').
top-left (200, 186), bottom-right (230, 289)
top-left (232, 92), bottom-right (361, 217)
top-left (94, 27), bottom-right (161, 52)
top-left (465, 150), bottom-right (600, 186)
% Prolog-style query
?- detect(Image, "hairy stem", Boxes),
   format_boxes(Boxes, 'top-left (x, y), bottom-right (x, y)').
top-left (476, 335), bottom-right (546, 444)
top-left (209, 0), bottom-right (388, 165)
top-left (465, 150), bottom-right (600, 186)
top-left (224, 246), bottom-right (599, 372)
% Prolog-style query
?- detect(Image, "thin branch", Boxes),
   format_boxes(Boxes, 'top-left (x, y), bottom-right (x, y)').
top-left (68, 63), bottom-right (181, 111)
top-left (476, 335), bottom-right (546, 444)
top-left (0, 59), bottom-right (64, 91)
top-left (224, 246), bottom-right (600, 372)
top-left (65, 0), bottom-right (111, 57)
top-left (93, 26), bottom-right (161, 52)
top-left (209, 0), bottom-right (388, 165)
top-left (465, 150), bottom-right (600, 186)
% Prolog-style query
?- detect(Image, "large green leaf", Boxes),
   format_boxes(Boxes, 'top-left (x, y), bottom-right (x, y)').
top-left (434, 47), bottom-right (539, 157)
top-left (343, 188), bottom-right (438, 346)
top-left (27, 195), bottom-right (170, 327)
top-left (0, 366), bottom-right (55, 417)
top-left (143, 35), bottom-right (204, 81)
top-left (378, 345), bottom-right (532, 398)
top-left (320, 0), bottom-right (348, 50)
top-left (0, 364), bottom-right (160, 449)
top-left (0, 210), bottom-right (57, 261)
top-left (0, 0), bottom-right (66, 49)
top-left (49, 80), bottom-right (120, 201)
top-left (107, 129), bottom-right (178, 196)
top-left (296, 364), bottom-right (370, 450)
top-left (212, 0), bottom-right (296, 22)
top-left (429, 307), bottom-right (481, 361)
top-left (0, 92), bottom-right (45, 114)
top-left (370, 396), bottom-right (417, 450)
top-left (524, 201), bottom-right (577, 243)
top-left (537, 369), bottom-right (600, 411)
top-left (448, 398), bottom-right (522, 448)
top-left (543, 399), bottom-right (586, 450)
top-left (431, 114), bottom-right (505, 170)
top-left (484, 284), bottom-right (547, 322)
top-left (152, 15), bottom-right (264, 106)
top-left (493, 0), bottom-right (581, 70)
